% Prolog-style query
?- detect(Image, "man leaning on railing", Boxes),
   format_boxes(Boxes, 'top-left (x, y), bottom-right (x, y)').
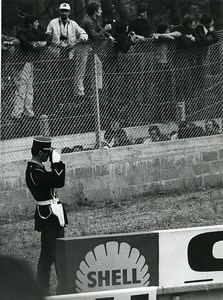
top-left (11, 16), bottom-right (47, 121)
top-left (81, 1), bottom-right (114, 42)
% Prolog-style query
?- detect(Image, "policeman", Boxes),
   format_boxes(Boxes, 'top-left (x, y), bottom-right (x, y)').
top-left (26, 136), bottom-right (68, 295)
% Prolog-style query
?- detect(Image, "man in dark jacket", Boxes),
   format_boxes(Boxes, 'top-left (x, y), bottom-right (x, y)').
top-left (174, 15), bottom-right (200, 48)
top-left (195, 13), bottom-right (218, 46)
top-left (81, 1), bottom-right (114, 41)
top-left (11, 16), bottom-right (46, 120)
top-left (128, 5), bottom-right (151, 38)
top-left (26, 136), bottom-right (68, 295)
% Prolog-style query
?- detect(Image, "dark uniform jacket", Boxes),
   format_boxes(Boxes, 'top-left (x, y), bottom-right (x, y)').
top-left (26, 160), bottom-right (68, 231)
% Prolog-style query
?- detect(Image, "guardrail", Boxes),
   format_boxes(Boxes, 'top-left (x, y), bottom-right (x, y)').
top-left (46, 283), bottom-right (223, 299)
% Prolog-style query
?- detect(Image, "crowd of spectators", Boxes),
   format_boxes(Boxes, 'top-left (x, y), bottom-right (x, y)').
top-left (1, 1), bottom-right (221, 142)
top-left (59, 118), bottom-right (221, 153)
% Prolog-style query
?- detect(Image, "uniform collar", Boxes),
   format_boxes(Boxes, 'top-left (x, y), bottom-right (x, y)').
top-left (29, 160), bottom-right (44, 167)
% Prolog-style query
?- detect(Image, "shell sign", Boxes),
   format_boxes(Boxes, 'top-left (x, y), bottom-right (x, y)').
top-left (56, 232), bottom-right (159, 294)
top-left (56, 225), bottom-right (223, 295)
top-left (75, 241), bottom-right (150, 293)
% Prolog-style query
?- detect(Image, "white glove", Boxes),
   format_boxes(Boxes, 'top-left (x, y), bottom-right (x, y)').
top-left (52, 150), bottom-right (60, 163)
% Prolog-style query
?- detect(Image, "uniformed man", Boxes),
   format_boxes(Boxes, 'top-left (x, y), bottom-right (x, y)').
top-left (26, 136), bottom-right (68, 295)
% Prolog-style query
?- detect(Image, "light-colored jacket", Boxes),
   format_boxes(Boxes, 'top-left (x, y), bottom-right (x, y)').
top-left (46, 17), bottom-right (88, 45)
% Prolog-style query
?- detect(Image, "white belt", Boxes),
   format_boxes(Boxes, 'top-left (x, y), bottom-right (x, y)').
top-left (36, 198), bottom-right (59, 206)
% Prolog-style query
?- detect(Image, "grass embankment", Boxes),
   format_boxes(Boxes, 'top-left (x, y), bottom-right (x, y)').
top-left (1, 187), bottom-right (223, 294)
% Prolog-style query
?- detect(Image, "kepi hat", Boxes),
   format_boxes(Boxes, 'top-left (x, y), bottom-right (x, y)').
top-left (32, 136), bottom-right (53, 152)
top-left (59, 3), bottom-right (71, 10)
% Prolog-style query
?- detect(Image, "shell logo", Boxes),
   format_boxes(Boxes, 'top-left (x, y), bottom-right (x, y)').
top-left (75, 241), bottom-right (150, 293)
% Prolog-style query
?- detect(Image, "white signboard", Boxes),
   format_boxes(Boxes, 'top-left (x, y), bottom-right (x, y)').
top-left (159, 225), bottom-right (223, 287)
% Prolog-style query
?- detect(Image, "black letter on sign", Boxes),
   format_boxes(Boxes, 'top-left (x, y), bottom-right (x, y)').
top-left (87, 271), bottom-right (97, 288)
top-left (131, 295), bottom-right (148, 300)
top-left (95, 298), bottom-right (114, 300)
top-left (188, 231), bottom-right (223, 271)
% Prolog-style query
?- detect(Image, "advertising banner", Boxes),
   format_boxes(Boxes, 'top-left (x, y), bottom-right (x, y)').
top-left (56, 232), bottom-right (159, 294)
top-left (56, 225), bottom-right (223, 294)
top-left (159, 225), bottom-right (223, 287)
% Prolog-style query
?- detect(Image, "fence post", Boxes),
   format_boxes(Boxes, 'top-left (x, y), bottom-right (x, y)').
top-left (93, 54), bottom-right (101, 149)
top-left (220, 34), bottom-right (223, 133)
top-left (39, 115), bottom-right (50, 137)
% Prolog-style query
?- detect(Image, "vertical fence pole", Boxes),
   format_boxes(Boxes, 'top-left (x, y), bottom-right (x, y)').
top-left (220, 34), bottom-right (223, 133)
top-left (93, 54), bottom-right (101, 149)
top-left (39, 115), bottom-right (50, 137)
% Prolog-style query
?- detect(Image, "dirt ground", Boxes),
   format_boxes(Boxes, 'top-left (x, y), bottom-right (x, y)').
top-left (1, 187), bottom-right (223, 295)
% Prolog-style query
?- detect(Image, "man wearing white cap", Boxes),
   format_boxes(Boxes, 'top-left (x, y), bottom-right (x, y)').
top-left (26, 136), bottom-right (68, 295)
top-left (46, 3), bottom-right (88, 47)
top-left (46, 3), bottom-right (89, 97)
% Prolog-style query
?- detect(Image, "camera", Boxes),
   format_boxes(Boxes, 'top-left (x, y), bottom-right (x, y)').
top-left (60, 35), bottom-right (68, 42)
top-left (3, 41), bottom-right (13, 46)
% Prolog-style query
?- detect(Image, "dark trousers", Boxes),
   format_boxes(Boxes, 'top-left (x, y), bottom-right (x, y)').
top-left (37, 228), bottom-right (64, 295)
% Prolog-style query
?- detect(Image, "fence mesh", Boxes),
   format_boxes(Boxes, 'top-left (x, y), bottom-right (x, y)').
top-left (1, 33), bottom-right (223, 158)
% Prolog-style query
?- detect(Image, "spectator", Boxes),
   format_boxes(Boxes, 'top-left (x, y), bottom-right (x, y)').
top-left (204, 119), bottom-right (220, 136)
top-left (170, 130), bottom-right (178, 140)
top-left (174, 15), bottom-right (200, 48)
top-left (46, 3), bottom-right (88, 98)
top-left (46, 3), bottom-right (88, 50)
top-left (144, 125), bottom-right (169, 144)
top-left (153, 22), bottom-right (181, 41)
top-left (11, 16), bottom-right (47, 120)
top-left (2, 33), bottom-right (20, 52)
top-left (1, 30), bottom-right (20, 85)
top-left (0, 255), bottom-right (44, 300)
top-left (114, 20), bottom-right (137, 54)
top-left (1, 32), bottom-right (20, 123)
top-left (81, 1), bottom-right (114, 41)
top-left (173, 15), bottom-right (201, 118)
top-left (112, 21), bottom-right (138, 112)
top-left (178, 120), bottom-right (204, 139)
top-left (195, 13), bottom-right (218, 46)
top-left (104, 120), bottom-right (131, 147)
top-left (152, 23), bottom-right (181, 123)
top-left (194, 14), bottom-right (218, 111)
top-left (128, 4), bottom-right (151, 39)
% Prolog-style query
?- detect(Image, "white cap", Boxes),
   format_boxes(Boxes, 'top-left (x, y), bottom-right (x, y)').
top-left (59, 3), bottom-right (71, 10)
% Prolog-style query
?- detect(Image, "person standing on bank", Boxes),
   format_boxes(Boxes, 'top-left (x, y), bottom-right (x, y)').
top-left (26, 136), bottom-right (68, 295)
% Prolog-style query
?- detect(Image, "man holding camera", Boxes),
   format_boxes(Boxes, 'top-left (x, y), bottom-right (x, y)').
top-left (46, 3), bottom-right (88, 98)
top-left (26, 136), bottom-right (68, 295)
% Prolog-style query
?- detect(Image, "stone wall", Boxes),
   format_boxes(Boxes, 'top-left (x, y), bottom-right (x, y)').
top-left (1, 135), bottom-right (223, 213)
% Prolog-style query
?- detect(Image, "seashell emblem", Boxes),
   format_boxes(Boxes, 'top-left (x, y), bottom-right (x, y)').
top-left (75, 241), bottom-right (150, 292)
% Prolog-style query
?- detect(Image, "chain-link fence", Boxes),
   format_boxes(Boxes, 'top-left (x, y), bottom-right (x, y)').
top-left (1, 33), bottom-right (223, 158)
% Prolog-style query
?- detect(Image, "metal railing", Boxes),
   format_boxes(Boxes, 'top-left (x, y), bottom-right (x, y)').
top-left (1, 33), bottom-right (223, 157)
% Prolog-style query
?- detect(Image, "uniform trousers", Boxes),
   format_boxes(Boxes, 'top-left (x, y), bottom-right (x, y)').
top-left (37, 228), bottom-right (64, 295)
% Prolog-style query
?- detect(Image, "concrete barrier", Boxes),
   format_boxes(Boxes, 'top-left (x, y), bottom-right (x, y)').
top-left (2, 134), bottom-right (223, 213)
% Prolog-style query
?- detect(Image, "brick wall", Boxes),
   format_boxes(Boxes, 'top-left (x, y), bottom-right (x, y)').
top-left (1, 135), bottom-right (223, 213)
